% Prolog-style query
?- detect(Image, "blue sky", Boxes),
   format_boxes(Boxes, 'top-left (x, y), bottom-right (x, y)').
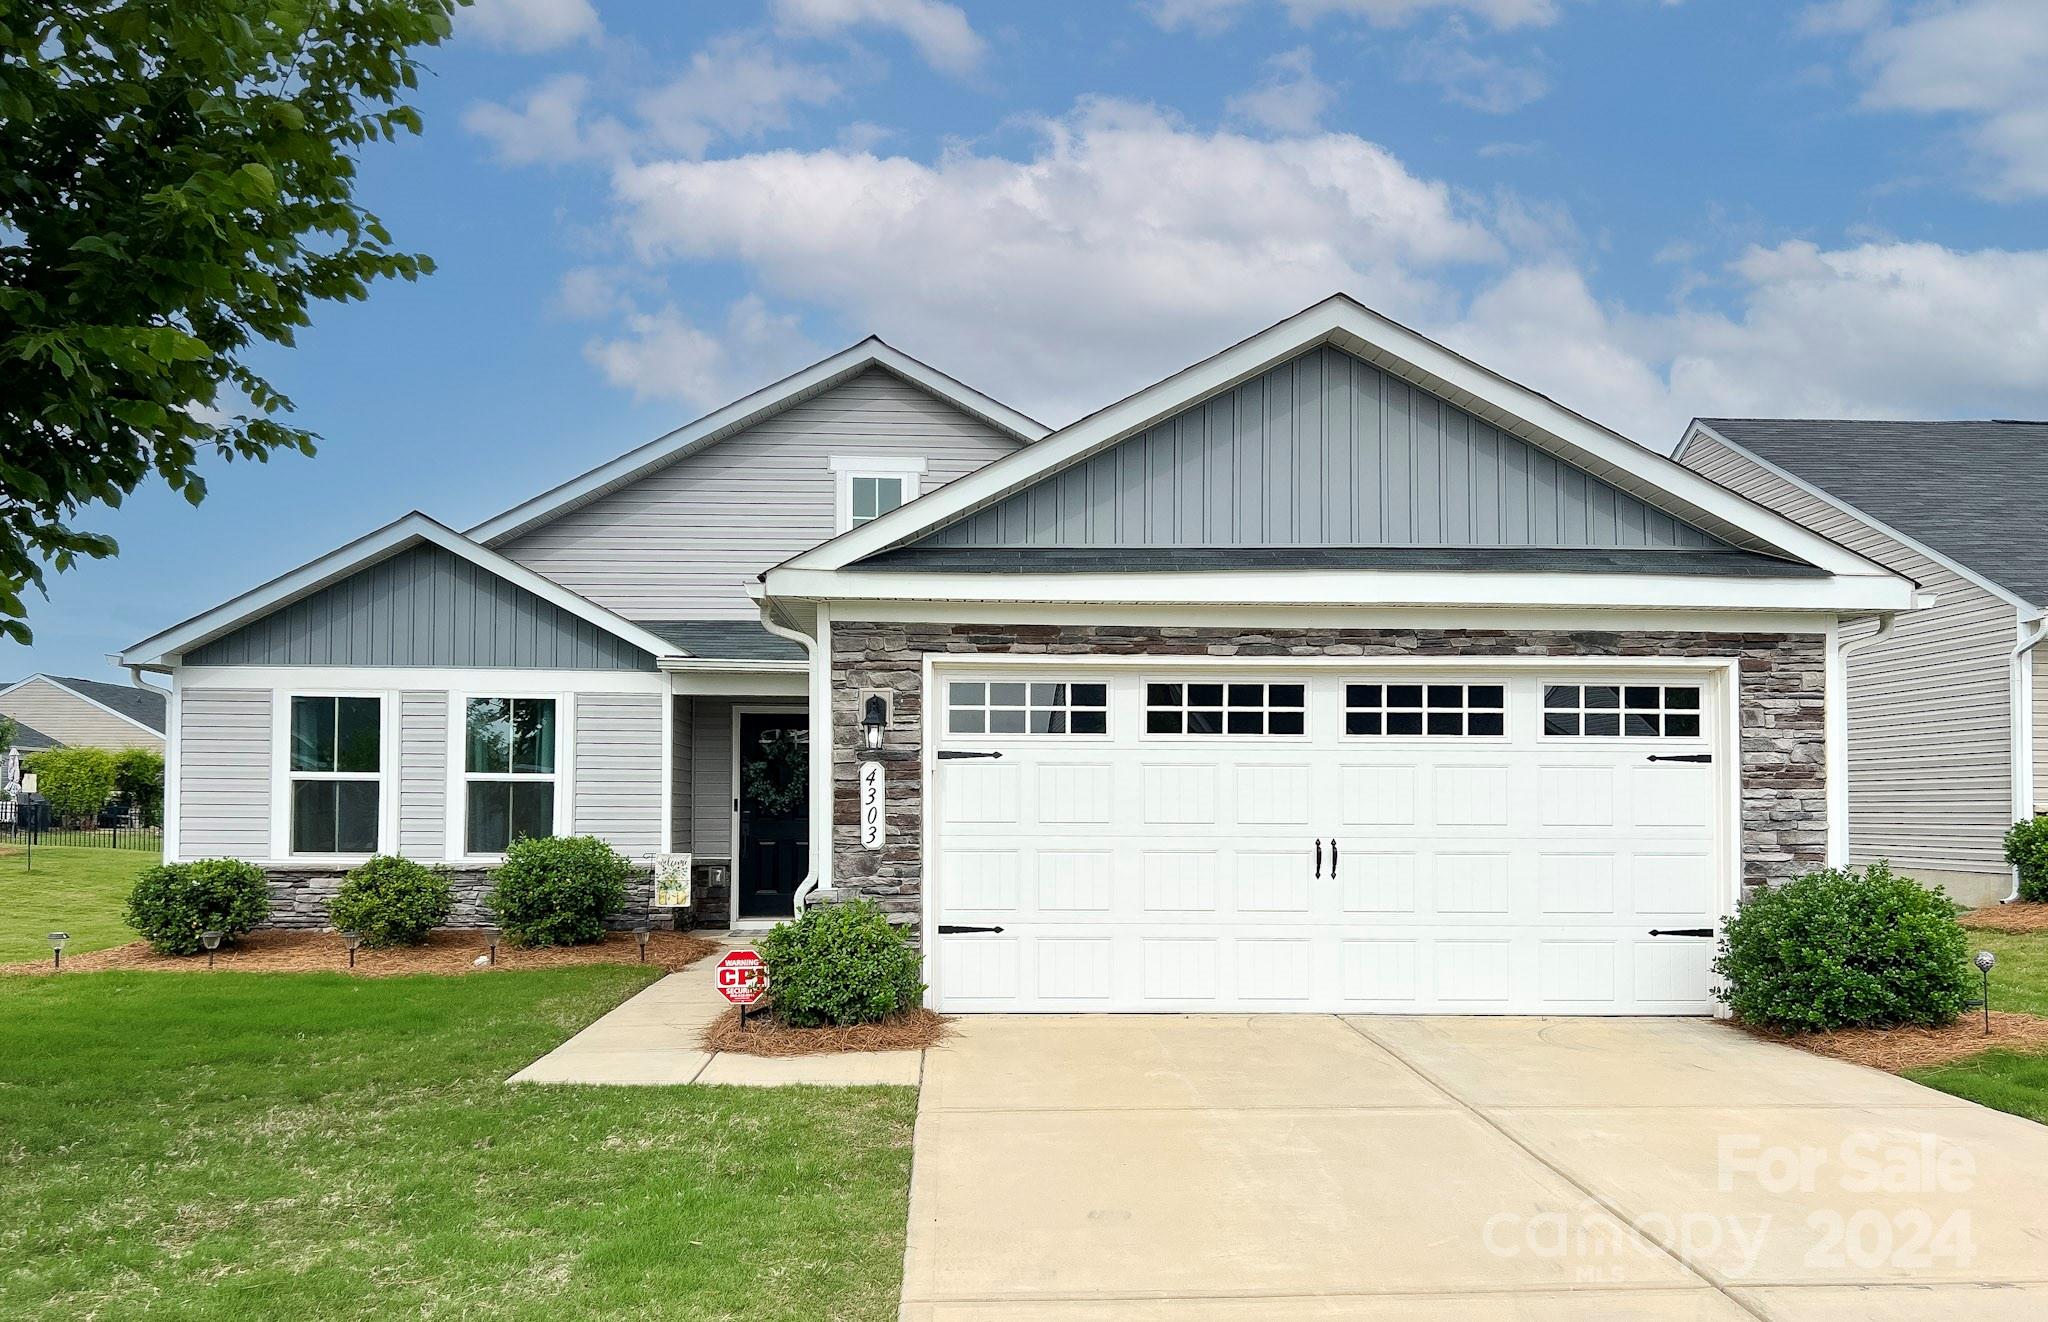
top-left (14, 0), bottom-right (2048, 682)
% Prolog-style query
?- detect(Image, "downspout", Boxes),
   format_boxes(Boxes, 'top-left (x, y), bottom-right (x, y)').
top-left (1827, 615), bottom-right (1896, 870)
top-left (2006, 615), bottom-right (2048, 902)
top-left (755, 598), bottom-right (825, 916)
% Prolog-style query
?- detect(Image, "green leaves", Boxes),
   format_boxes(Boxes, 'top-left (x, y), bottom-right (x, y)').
top-left (0, 0), bottom-right (467, 643)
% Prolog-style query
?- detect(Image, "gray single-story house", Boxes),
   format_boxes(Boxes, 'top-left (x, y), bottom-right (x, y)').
top-left (125, 295), bottom-right (1921, 1014)
top-left (0, 674), bottom-right (167, 753)
top-left (1679, 419), bottom-right (2048, 906)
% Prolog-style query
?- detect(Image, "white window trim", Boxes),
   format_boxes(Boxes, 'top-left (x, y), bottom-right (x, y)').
top-left (1340, 679), bottom-right (1510, 742)
top-left (830, 454), bottom-right (926, 533)
top-left (941, 676), bottom-right (1112, 741)
top-left (271, 689), bottom-right (396, 863)
top-left (1139, 677), bottom-right (1311, 742)
top-left (446, 691), bottom-right (574, 863)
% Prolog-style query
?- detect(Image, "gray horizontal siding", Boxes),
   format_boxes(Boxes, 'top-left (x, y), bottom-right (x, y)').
top-left (177, 688), bottom-right (271, 859)
top-left (925, 345), bottom-right (1723, 551)
top-left (188, 543), bottom-right (654, 670)
top-left (497, 369), bottom-right (1024, 618)
top-left (398, 691), bottom-right (447, 859)
top-left (2035, 660), bottom-right (2048, 816)
top-left (0, 678), bottom-right (164, 751)
top-left (1683, 433), bottom-right (2018, 875)
top-left (573, 691), bottom-right (665, 859)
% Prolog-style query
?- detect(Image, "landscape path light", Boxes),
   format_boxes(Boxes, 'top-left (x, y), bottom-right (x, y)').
top-left (485, 928), bottom-right (501, 966)
top-left (200, 930), bottom-right (223, 970)
top-left (342, 930), bottom-right (361, 970)
top-left (1976, 950), bottom-right (1997, 1035)
top-left (634, 926), bottom-right (651, 964)
top-left (47, 931), bottom-right (67, 971)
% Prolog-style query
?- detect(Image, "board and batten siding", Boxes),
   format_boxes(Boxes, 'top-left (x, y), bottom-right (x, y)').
top-left (571, 692), bottom-right (665, 858)
top-left (177, 687), bottom-right (272, 858)
top-left (690, 697), bottom-right (735, 859)
top-left (1682, 433), bottom-right (2019, 877)
top-left (670, 695), bottom-right (694, 851)
top-left (495, 369), bottom-right (1024, 618)
top-left (0, 678), bottom-right (163, 751)
top-left (398, 691), bottom-right (448, 858)
top-left (187, 543), bottom-right (654, 671)
top-left (923, 346), bottom-right (1724, 551)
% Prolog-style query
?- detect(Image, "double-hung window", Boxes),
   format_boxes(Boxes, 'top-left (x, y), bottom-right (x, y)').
top-left (831, 456), bottom-right (925, 532)
top-left (464, 697), bottom-right (558, 854)
top-left (289, 696), bottom-right (382, 854)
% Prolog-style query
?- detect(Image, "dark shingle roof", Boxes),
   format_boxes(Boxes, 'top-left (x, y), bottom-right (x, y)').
top-left (857, 545), bottom-right (1828, 578)
top-left (8, 719), bottom-right (59, 750)
top-left (1698, 419), bottom-right (2048, 606)
top-left (633, 619), bottom-right (806, 662)
top-left (47, 675), bottom-right (168, 732)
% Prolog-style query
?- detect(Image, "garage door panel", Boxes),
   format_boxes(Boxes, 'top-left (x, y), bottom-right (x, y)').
top-left (1633, 940), bottom-right (1715, 1005)
top-left (1538, 852), bottom-right (1617, 913)
top-left (1235, 848), bottom-right (1311, 913)
top-left (1235, 764), bottom-right (1315, 825)
top-left (1142, 849), bottom-right (1219, 911)
top-left (1538, 766), bottom-right (1617, 827)
top-left (1435, 939), bottom-right (1514, 1002)
top-left (1633, 852), bottom-right (1715, 916)
top-left (1035, 762), bottom-right (1116, 825)
top-left (1338, 938), bottom-right (1421, 1002)
top-left (1142, 763), bottom-right (1216, 824)
top-left (1433, 765), bottom-right (1510, 825)
top-left (1336, 764), bottom-right (1417, 825)
top-left (1036, 936), bottom-right (1114, 1001)
top-left (1339, 850), bottom-right (1417, 912)
top-left (1631, 764), bottom-right (1714, 827)
top-left (1142, 937), bottom-right (1221, 1000)
top-left (1036, 849), bottom-right (1114, 912)
top-left (938, 761), bottom-right (1019, 824)
top-left (1539, 939), bottom-right (1620, 1003)
top-left (1433, 851), bottom-right (1513, 914)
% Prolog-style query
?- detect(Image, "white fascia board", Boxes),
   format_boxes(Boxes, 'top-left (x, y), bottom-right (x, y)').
top-left (467, 339), bottom-right (1047, 546)
top-left (764, 566), bottom-right (1922, 614)
top-left (657, 658), bottom-right (808, 674)
top-left (782, 295), bottom-right (1900, 585)
top-left (0, 675), bottom-right (165, 738)
top-left (1678, 421), bottom-right (2040, 618)
top-left (119, 512), bottom-right (683, 667)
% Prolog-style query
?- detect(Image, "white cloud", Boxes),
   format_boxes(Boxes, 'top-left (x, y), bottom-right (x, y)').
top-left (637, 37), bottom-right (842, 158)
top-left (1146, 0), bottom-right (1256, 32)
top-left (1820, 0), bottom-right (2048, 197)
top-left (1402, 23), bottom-right (1550, 112)
top-left (463, 74), bottom-right (629, 166)
top-left (585, 296), bottom-right (822, 406)
top-left (1148, 0), bottom-right (1561, 31)
top-left (770, 0), bottom-right (986, 75)
top-left (462, 0), bottom-right (601, 53)
top-left (1226, 48), bottom-right (1337, 134)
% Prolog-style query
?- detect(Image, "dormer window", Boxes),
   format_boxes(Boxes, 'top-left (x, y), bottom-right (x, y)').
top-left (831, 455), bottom-right (927, 533)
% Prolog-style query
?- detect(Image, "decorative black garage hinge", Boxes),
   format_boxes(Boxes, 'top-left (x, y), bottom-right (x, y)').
top-left (937, 924), bottom-right (1006, 935)
top-left (1647, 928), bottom-right (1715, 938)
top-left (1645, 754), bottom-right (1713, 763)
top-left (936, 750), bottom-right (1003, 760)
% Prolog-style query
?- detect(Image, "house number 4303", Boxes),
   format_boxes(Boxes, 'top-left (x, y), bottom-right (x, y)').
top-left (859, 761), bottom-right (885, 849)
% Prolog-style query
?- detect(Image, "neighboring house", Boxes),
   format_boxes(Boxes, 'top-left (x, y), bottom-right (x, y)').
top-left (125, 296), bottom-right (1921, 1015)
top-left (6, 720), bottom-right (59, 752)
top-left (0, 674), bottom-right (167, 752)
top-left (1677, 419), bottom-right (2048, 907)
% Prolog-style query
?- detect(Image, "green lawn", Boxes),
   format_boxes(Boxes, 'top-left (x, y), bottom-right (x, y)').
top-left (1906, 930), bottom-right (2048, 1121)
top-left (0, 969), bottom-right (918, 1319)
top-left (0, 844), bottom-right (152, 962)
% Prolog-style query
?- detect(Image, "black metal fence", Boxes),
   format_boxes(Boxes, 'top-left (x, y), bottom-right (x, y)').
top-left (0, 799), bottom-right (163, 852)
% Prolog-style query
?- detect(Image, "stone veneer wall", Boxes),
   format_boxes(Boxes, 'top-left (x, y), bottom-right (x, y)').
top-left (830, 623), bottom-right (1828, 927)
top-left (260, 868), bottom-right (675, 931)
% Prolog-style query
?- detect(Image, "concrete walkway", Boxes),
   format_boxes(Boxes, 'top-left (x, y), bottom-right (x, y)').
top-left (901, 1015), bottom-right (2048, 1320)
top-left (507, 948), bottom-right (925, 1087)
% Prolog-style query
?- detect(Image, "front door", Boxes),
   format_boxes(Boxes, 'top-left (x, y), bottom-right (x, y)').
top-left (736, 710), bottom-right (810, 920)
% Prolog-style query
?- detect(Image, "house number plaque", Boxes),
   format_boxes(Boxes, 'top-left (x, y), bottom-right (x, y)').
top-left (859, 761), bottom-right (885, 849)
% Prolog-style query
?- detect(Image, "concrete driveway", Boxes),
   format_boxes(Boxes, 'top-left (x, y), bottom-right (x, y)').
top-left (900, 1016), bottom-right (2048, 1320)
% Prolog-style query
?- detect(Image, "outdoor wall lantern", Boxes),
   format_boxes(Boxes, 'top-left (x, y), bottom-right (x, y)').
top-left (861, 694), bottom-right (887, 752)
top-left (485, 928), bottom-right (501, 966)
top-left (47, 931), bottom-right (67, 971)
top-left (634, 926), bottom-right (651, 964)
top-left (200, 929), bottom-right (223, 970)
top-left (1976, 950), bottom-right (1997, 1035)
top-left (341, 929), bottom-right (361, 969)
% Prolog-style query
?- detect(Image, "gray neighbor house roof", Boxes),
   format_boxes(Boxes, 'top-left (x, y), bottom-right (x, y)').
top-left (8, 720), bottom-right (59, 751)
top-left (47, 674), bottom-right (169, 733)
top-left (1697, 419), bottom-right (2048, 608)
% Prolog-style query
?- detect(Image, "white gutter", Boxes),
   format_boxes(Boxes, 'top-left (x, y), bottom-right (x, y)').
top-left (754, 597), bottom-right (827, 917)
top-left (2006, 615), bottom-right (2048, 902)
top-left (1826, 615), bottom-right (1897, 868)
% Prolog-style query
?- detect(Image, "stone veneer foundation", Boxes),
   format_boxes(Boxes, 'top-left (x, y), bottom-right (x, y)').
top-left (831, 623), bottom-right (1828, 928)
top-left (259, 868), bottom-right (677, 931)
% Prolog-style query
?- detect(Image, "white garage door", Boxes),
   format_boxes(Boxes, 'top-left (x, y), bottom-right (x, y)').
top-left (926, 665), bottom-right (1730, 1015)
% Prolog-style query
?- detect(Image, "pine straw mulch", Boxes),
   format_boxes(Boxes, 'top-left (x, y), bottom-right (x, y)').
top-left (1957, 902), bottom-right (2048, 933)
top-left (699, 1004), bottom-right (952, 1057)
top-left (0, 928), bottom-right (722, 978)
top-left (1733, 1011), bottom-right (2048, 1072)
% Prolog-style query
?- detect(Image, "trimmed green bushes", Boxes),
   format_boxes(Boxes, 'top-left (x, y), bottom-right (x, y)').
top-left (2003, 817), bottom-right (2048, 903)
top-left (326, 855), bottom-right (452, 946)
top-left (484, 835), bottom-right (630, 947)
top-left (125, 859), bottom-right (271, 955)
top-left (1714, 861), bottom-right (1972, 1032)
top-left (23, 746), bottom-right (116, 824)
top-left (759, 900), bottom-right (924, 1026)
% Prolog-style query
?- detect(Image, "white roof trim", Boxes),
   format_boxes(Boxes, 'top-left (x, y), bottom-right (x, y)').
top-left (0, 675), bottom-right (165, 738)
top-left (779, 295), bottom-right (1901, 585)
top-left (468, 338), bottom-right (1048, 546)
top-left (1677, 421), bottom-right (2038, 617)
top-left (120, 512), bottom-right (684, 667)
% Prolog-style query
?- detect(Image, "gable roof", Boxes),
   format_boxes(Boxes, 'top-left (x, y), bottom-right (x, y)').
top-left (0, 674), bottom-right (166, 736)
top-left (8, 719), bottom-right (59, 751)
top-left (120, 512), bottom-right (683, 668)
top-left (468, 337), bottom-right (1050, 547)
top-left (637, 619), bottom-right (806, 663)
top-left (1685, 419), bottom-right (2048, 611)
top-left (776, 295), bottom-right (1896, 586)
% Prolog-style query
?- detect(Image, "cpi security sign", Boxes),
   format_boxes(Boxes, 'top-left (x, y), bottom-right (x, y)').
top-left (715, 950), bottom-right (768, 1006)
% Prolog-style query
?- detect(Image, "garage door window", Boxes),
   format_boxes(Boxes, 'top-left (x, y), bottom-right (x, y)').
top-left (947, 681), bottom-right (1108, 736)
top-left (1344, 683), bottom-right (1505, 737)
top-left (1543, 683), bottom-right (1702, 737)
top-left (1145, 682), bottom-right (1306, 736)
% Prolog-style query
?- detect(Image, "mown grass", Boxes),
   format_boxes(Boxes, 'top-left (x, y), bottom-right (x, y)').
top-left (1907, 931), bottom-right (2048, 1123)
top-left (0, 968), bottom-right (918, 1319)
top-left (0, 844), bottom-right (151, 962)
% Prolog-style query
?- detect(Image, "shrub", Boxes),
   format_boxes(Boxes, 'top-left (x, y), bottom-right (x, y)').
top-left (326, 855), bottom-right (452, 947)
top-left (2003, 817), bottom-right (2048, 903)
top-left (758, 899), bottom-right (924, 1027)
top-left (125, 859), bottom-right (271, 955)
top-left (112, 747), bottom-right (166, 826)
top-left (484, 835), bottom-right (630, 947)
top-left (1714, 861), bottom-right (1972, 1032)
top-left (23, 746), bottom-right (117, 825)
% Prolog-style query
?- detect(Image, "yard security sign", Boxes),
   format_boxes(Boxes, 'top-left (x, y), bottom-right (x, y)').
top-left (716, 950), bottom-right (767, 1006)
